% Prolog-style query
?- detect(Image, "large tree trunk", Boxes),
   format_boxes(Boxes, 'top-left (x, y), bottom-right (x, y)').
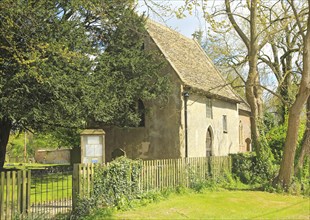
top-left (0, 117), bottom-right (12, 170)
top-left (294, 96), bottom-right (310, 174)
top-left (246, 61), bottom-right (264, 153)
top-left (246, 0), bottom-right (264, 153)
top-left (225, 0), bottom-right (263, 153)
top-left (276, 10), bottom-right (310, 187)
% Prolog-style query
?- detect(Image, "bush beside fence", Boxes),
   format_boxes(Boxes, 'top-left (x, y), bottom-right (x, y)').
top-left (72, 156), bottom-right (231, 209)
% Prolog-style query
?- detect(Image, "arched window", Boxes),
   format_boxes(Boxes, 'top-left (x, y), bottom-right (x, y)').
top-left (206, 126), bottom-right (213, 156)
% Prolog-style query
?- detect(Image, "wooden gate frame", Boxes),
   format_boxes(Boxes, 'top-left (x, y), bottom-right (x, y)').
top-left (0, 170), bottom-right (31, 220)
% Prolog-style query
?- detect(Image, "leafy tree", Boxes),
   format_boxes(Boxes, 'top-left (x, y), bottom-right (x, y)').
top-left (0, 0), bottom-right (169, 169)
top-left (276, 0), bottom-right (310, 187)
top-left (266, 116), bottom-right (305, 164)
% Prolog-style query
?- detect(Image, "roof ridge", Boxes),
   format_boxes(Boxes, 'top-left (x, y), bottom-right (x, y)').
top-left (146, 20), bottom-right (187, 84)
top-left (145, 19), bottom-right (241, 103)
top-left (192, 39), bottom-right (241, 101)
top-left (146, 19), bottom-right (191, 42)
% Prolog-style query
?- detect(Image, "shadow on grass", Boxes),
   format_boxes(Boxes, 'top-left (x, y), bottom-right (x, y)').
top-left (251, 200), bottom-right (309, 219)
top-left (80, 208), bottom-right (115, 220)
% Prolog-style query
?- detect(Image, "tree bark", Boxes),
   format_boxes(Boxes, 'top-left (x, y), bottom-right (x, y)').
top-left (277, 8), bottom-right (310, 187)
top-left (247, 0), bottom-right (264, 152)
top-left (0, 117), bottom-right (12, 170)
top-left (294, 96), bottom-right (310, 174)
top-left (279, 50), bottom-right (293, 124)
top-left (225, 0), bottom-right (264, 153)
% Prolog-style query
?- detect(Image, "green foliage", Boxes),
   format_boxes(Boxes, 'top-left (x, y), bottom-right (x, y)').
top-left (0, 0), bottom-right (169, 128)
top-left (72, 157), bottom-right (143, 219)
top-left (232, 151), bottom-right (309, 196)
top-left (187, 166), bottom-right (245, 192)
top-left (295, 156), bottom-right (310, 195)
top-left (81, 208), bottom-right (115, 220)
top-left (231, 152), bottom-right (277, 186)
top-left (0, 0), bottom-right (170, 167)
top-left (80, 189), bottom-right (174, 220)
top-left (231, 153), bottom-right (255, 184)
top-left (6, 133), bottom-right (26, 159)
top-left (175, 185), bottom-right (188, 194)
top-left (265, 115), bottom-right (306, 164)
top-left (93, 157), bottom-right (142, 208)
top-left (6, 128), bottom-right (80, 160)
top-left (187, 168), bottom-right (216, 192)
top-left (42, 128), bottom-right (81, 148)
top-left (6, 131), bottom-right (58, 161)
top-left (266, 123), bottom-right (286, 163)
top-left (287, 156), bottom-right (309, 196)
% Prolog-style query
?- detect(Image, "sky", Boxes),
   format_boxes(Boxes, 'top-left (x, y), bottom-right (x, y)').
top-left (137, 0), bottom-right (208, 38)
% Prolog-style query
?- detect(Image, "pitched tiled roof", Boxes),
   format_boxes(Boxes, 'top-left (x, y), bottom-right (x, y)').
top-left (146, 20), bottom-right (241, 103)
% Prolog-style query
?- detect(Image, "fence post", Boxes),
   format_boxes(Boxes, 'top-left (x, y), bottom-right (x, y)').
top-left (26, 170), bottom-right (31, 215)
top-left (0, 172), bottom-right (5, 220)
top-left (21, 170), bottom-right (27, 216)
top-left (72, 164), bottom-right (80, 210)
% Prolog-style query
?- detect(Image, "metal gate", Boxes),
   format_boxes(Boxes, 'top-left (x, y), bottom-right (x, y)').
top-left (30, 165), bottom-right (73, 219)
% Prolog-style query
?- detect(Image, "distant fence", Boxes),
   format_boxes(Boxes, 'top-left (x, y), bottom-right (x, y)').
top-left (5, 156), bottom-right (26, 163)
top-left (73, 156), bottom-right (231, 207)
top-left (140, 156), bottom-right (231, 191)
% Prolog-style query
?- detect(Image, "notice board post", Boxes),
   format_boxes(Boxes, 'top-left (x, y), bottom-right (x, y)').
top-left (80, 129), bottom-right (105, 164)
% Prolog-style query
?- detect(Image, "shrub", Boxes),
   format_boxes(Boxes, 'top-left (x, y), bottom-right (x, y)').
top-left (293, 156), bottom-right (310, 196)
top-left (93, 156), bottom-right (142, 209)
top-left (71, 157), bottom-right (142, 219)
top-left (231, 152), bottom-right (277, 186)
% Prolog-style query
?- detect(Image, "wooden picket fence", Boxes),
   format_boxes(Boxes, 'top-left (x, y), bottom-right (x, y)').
top-left (0, 170), bottom-right (31, 220)
top-left (1, 157), bottom-right (231, 219)
top-left (72, 156), bottom-right (231, 208)
top-left (140, 156), bottom-right (231, 191)
top-left (72, 163), bottom-right (95, 209)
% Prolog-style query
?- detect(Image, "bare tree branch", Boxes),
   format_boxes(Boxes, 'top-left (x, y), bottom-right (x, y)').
top-left (225, 0), bottom-right (250, 50)
top-left (288, 0), bottom-right (307, 40)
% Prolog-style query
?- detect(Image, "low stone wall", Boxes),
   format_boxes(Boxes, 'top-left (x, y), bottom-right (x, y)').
top-left (35, 149), bottom-right (71, 164)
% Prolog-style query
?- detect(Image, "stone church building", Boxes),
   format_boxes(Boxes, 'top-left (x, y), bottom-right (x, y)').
top-left (103, 20), bottom-right (252, 162)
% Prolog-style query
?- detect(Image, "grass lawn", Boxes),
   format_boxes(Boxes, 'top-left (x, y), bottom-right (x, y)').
top-left (4, 162), bottom-right (70, 170)
top-left (112, 190), bottom-right (309, 220)
top-left (30, 173), bottom-right (72, 202)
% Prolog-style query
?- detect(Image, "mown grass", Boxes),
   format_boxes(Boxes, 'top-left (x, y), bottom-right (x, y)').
top-left (4, 162), bottom-right (69, 170)
top-left (31, 173), bottom-right (72, 202)
top-left (89, 190), bottom-right (309, 220)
